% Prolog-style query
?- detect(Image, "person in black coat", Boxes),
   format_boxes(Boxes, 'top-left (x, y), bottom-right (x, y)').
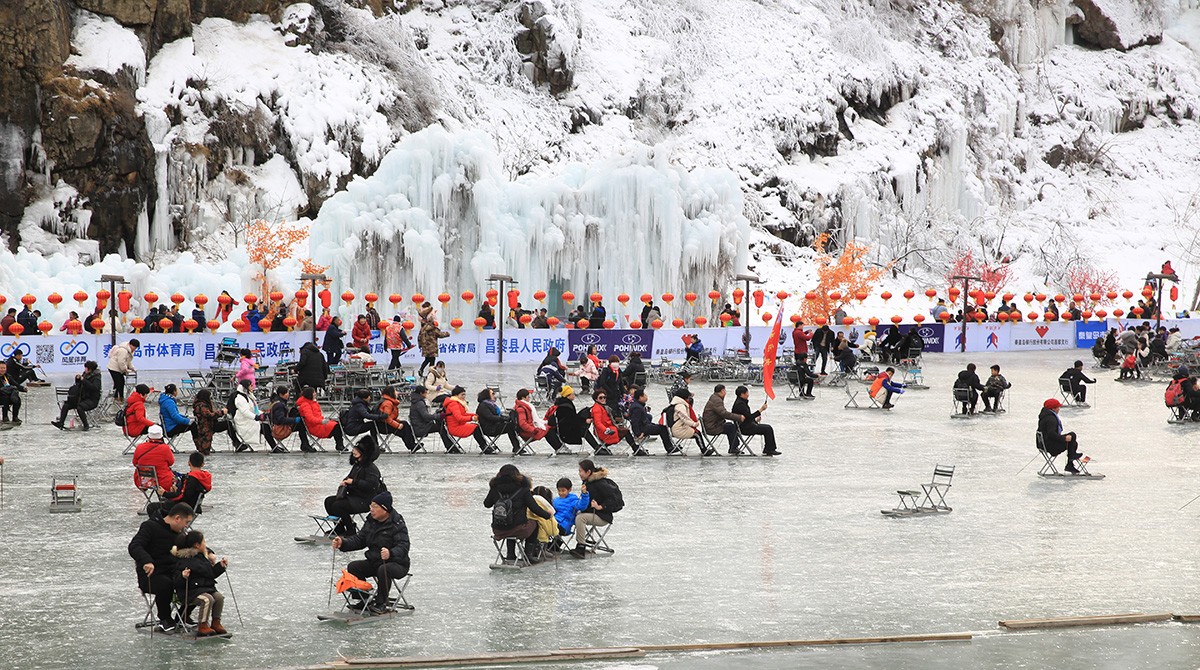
top-left (547, 387), bottom-right (602, 450)
top-left (953, 363), bottom-right (987, 414)
top-left (569, 459), bottom-right (623, 558)
top-left (620, 352), bottom-right (646, 392)
top-left (333, 491), bottom-right (410, 614)
top-left (899, 329), bottom-right (924, 359)
top-left (595, 356), bottom-right (623, 410)
top-left (171, 530), bottom-right (229, 635)
top-left (625, 388), bottom-right (665, 455)
top-left (269, 386), bottom-right (313, 452)
top-left (731, 385), bottom-right (778, 455)
top-left (343, 390), bottom-right (385, 440)
top-left (1038, 398), bottom-right (1083, 473)
top-left (323, 317), bottom-right (346, 366)
top-left (52, 360), bottom-right (102, 430)
top-left (476, 388), bottom-right (519, 453)
top-left (1058, 360), bottom-right (1096, 402)
top-left (325, 439), bottom-right (385, 535)
top-left (485, 464), bottom-right (551, 562)
top-left (128, 502), bottom-right (196, 631)
top-left (407, 386), bottom-right (447, 448)
top-left (811, 325), bottom-right (834, 374)
top-left (1102, 330), bottom-right (1119, 367)
top-left (295, 341), bottom-right (329, 390)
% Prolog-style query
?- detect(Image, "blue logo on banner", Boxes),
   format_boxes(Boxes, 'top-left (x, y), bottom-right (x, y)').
top-left (59, 340), bottom-right (89, 356)
top-left (878, 325), bottom-right (944, 352)
top-left (567, 329), bottom-right (655, 359)
top-left (0, 342), bottom-right (31, 357)
top-left (1075, 322), bottom-right (1106, 348)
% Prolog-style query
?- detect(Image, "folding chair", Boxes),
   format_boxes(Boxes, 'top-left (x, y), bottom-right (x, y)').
top-left (693, 428), bottom-right (719, 457)
top-left (336, 574), bottom-right (414, 616)
top-left (1168, 403), bottom-right (1193, 424)
top-left (844, 384), bottom-right (881, 409)
top-left (121, 422), bottom-right (144, 456)
top-left (951, 388), bottom-right (974, 418)
top-left (491, 533), bottom-right (532, 569)
top-left (785, 369), bottom-right (804, 401)
top-left (443, 431), bottom-right (467, 455)
top-left (1036, 433), bottom-right (1102, 478)
top-left (1058, 380), bottom-right (1091, 408)
top-left (919, 465), bottom-right (954, 511)
top-left (49, 475), bottom-right (83, 513)
top-left (893, 488), bottom-right (923, 513)
top-left (134, 465), bottom-right (161, 515)
top-left (733, 425), bottom-right (760, 457)
top-left (580, 520), bottom-right (614, 556)
top-left (985, 390), bottom-right (1007, 414)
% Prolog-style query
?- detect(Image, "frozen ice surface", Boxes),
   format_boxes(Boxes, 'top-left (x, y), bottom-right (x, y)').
top-left (3, 349), bottom-right (1200, 669)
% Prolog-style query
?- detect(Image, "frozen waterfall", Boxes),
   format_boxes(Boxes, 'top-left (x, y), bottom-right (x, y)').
top-left (308, 126), bottom-right (751, 320)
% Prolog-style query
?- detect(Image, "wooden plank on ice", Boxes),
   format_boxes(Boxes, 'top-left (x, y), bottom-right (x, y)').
top-left (998, 612), bottom-right (1172, 630)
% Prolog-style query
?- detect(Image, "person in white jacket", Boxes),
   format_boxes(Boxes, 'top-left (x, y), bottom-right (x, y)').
top-left (106, 338), bottom-right (139, 400)
top-left (230, 379), bottom-right (269, 452)
top-left (668, 389), bottom-right (701, 444)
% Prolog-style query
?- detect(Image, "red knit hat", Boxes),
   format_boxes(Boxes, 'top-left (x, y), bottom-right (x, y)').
top-left (1043, 398), bottom-right (1062, 409)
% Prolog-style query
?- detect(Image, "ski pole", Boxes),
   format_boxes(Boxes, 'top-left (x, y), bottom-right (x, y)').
top-left (223, 568), bottom-right (243, 627)
top-left (327, 544), bottom-right (337, 606)
top-left (1015, 454), bottom-right (1039, 476)
top-left (1179, 491), bottom-right (1200, 511)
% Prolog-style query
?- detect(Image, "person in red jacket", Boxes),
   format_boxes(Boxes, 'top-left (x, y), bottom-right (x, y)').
top-left (123, 384), bottom-right (154, 438)
top-left (514, 388), bottom-right (562, 451)
top-left (791, 322), bottom-right (812, 359)
top-left (351, 315), bottom-right (372, 351)
top-left (296, 386), bottom-right (346, 451)
top-left (132, 425), bottom-right (178, 492)
top-left (590, 390), bottom-right (636, 455)
top-left (442, 386), bottom-right (487, 452)
top-left (164, 451), bottom-right (213, 512)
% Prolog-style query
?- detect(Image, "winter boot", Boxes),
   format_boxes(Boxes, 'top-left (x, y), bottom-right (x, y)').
top-left (196, 623), bottom-right (216, 636)
top-left (211, 619), bottom-right (227, 635)
top-left (525, 538), bottom-right (542, 564)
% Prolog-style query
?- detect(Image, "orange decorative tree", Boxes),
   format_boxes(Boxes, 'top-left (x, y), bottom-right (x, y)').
top-left (800, 234), bottom-right (885, 323)
top-left (246, 219), bottom-right (310, 297)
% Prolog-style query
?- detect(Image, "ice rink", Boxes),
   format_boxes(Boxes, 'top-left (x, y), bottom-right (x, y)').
top-left (2, 349), bottom-right (1200, 669)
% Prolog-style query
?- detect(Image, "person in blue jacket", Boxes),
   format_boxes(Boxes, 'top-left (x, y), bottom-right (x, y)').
top-left (552, 477), bottom-right (590, 550)
top-left (246, 306), bottom-right (263, 332)
top-left (158, 384), bottom-right (196, 438)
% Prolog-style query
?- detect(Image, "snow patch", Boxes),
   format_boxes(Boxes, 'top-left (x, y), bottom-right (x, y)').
top-left (66, 9), bottom-right (146, 85)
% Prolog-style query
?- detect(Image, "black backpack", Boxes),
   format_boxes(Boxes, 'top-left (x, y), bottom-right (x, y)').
top-left (114, 405), bottom-right (127, 427)
top-left (225, 391), bottom-right (238, 416)
top-left (491, 490), bottom-right (523, 528)
top-left (603, 479), bottom-right (625, 514)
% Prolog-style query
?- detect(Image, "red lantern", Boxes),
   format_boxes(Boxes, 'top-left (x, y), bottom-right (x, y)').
top-left (732, 288), bottom-right (744, 305)
top-left (112, 290), bottom-right (126, 313)
top-left (260, 319), bottom-right (273, 333)
top-left (641, 293), bottom-right (653, 305)
top-left (461, 291), bottom-right (474, 304)
top-left (412, 293), bottom-right (426, 305)
top-left (519, 314), bottom-right (533, 325)
top-left (1052, 294), bottom-right (1064, 303)
top-left (838, 316), bottom-right (851, 326)
top-left (364, 292), bottom-right (379, 306)
top-left (671, 318), bottom-right (683, 328)
top-left (617, 293), bottom-right (630, 306)
top-left (1061, 312), bottom-right (1073, 321)
top-left (939, 312), bottom-right (952, 323)
top-left (651, 319), bottom-right (664, 329)
top-left (1002, 292), bottom-right (1014, 302)
top-left (37, 321), bottom-right (52, 335)
top-left (662, 293), bottom-right (675, 305)
top-left (1044, 312), bottom-right (1057, 322)
top-left (790, 314), bottom-right (803, 325)
top-left (1027, 311), bottom-right (1039, 321)
top-left (533, 290), bottom-right (547, 303)
top-left (1071, 293), bottom-right (1084, 304)
top-left (156, 317), bottom-right (172, 332)
top-left (720, 313), bottom-right (733, 325)
top-left (130, 318), bottom-right (146, 333)
top-left (7, 323), bottom-right (22, 337)
top-left (341, 291), bottom-right (354, 305)
top-left (763, 313), bottom-right (774, 324)
top-left (973, 311), bottom-right (986, 322)
top-left (217, 293), bottom-right (232, 307)
top-left (169, 293), bottom-right (184, 306)
top-left (244, 293), bottom-right (259, 305)
top-left (903, 290), bottom-right (915, 302)
top-left (974, 294), bottom-right (987, 307)
top-left (1009, 311), bottom-right (1021, 322)
top-left (913, 314), bottom-right (926, 323)
top-left (828, 291), bottom-right (842, 301)
top-left (589, 292), bottom-right (602, 304)
top-left (854, 291), bottom-right (868, 303)
top-left (1088, 292), bottom-right (1101, 302)
top-left (685, 292), bottom-right (698, 305)
top-left (507, 290), bottom-right (520, 310)
top-left (708, 290), bottom-right (721, 304)
top-left (560, 291), bottom-right (572, 305)
top-left (1121, 290), bottom-right (1133, 300)
top-left (1096, 309), bottom-right (1108, 319)
top-left (450, 318), bottom-right (464, 333)
top-left (282, 317), bottom-right (297, 331)
top-left (890, 315), bottom-right (902, 324)
top-left (264, 291), bottom-right (281, 304)
top-left (1023, 293), bottom-right (1033, 304)
top-left (144, 292), bottom-right (159, 305)
top-left (435, 293), bottom-right (450, 306)
top-left (880, 291), bottom-right (892, 302)
top-left (985, 291), bottom-right (996, 301)
top-left (20, 294), bottom-right (35, 307)
top-left (47, 293), bottom-right (63, 307)
top-left (402, 320), bottom-right (415, 331)
top-left (815, 316), bottom-right (828, 326)
top-left (1081, 310), bottom-right (1092, 320)
top-left (805, 292), bottom-right (817, 301)
top-left (868, 317), bottom-right (880, 327)
top-left (753, 290), bottom-right (765, 309)
top-left (602, 319), bottom-right (615, 329)
top-left (695, 316), bottom-right (708, 327)
top-left (1105, 291), bottom-right (1117, 301)
top-left (191, 294), bottom-right (208, 308)
top-left (206, 319), bottom-right (220, 333)
top-left (948, 287), bottom-right (961, 301)
top-left (1142, 286), bottom-right (1154, 299)
top-left (997, 312), bottom-right (1009, 322)
top-left (474, 317), bottom-right (486, 331)
top-left (1132, 306), bottom-right (1144, 317)
top-left (545, 316), bottom-right (561, 330)
top-left (1171, 286), bottom-right (1179, 302)
top-left (578, 319), bottom-right (591, 329)
top-left (73, 290), bottom-right (88, 306)
top-left (0, 295), bottom-right (5, 308)
top-left (319, 289), bottom-right (331, 309)
top-left (91, 318), bottom-right (106, 332)
top-left (232, 319), bottom-right (249, 333)
top-left (388, 294), bottom-right (402, 307)
top-left (183, 319), bottom-right (199, 333)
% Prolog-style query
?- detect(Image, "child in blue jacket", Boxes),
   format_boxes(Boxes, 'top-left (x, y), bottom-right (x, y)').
top-left (552, 477), bottom-right (590, 547)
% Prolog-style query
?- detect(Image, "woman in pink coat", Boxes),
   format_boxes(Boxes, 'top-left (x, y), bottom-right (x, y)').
top-left (235, 349), bottom-right (258, 389)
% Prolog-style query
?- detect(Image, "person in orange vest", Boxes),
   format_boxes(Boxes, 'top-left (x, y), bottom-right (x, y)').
top-left (869, 367), bottom-right (906, 409)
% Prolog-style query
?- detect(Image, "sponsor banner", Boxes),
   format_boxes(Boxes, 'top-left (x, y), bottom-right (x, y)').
top-left (567, 329), bottom-right (655, 361)
top-left (950, 322), bottom-right (1005, 353)
top-left (481, 330), bottom-right (570, 363)
top-left (1009, 323), bottom-right (1074, 350)
top-left (0, 335), bottom-right (103, 374)
top-left (873, 324), bottom-right (945, 353)
top-left (1075, 321), bottom-right (1107, 348)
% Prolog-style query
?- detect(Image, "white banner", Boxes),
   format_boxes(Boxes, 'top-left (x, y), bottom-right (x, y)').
top-left (1008, 323), bottom-right (1075, 350)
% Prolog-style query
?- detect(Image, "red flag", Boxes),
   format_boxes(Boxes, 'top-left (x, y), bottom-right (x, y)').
top-left (762, 301), bottom-right (786, 399)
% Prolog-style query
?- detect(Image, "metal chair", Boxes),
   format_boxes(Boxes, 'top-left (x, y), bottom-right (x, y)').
top-left (734, 424), bottom-right (761, 457)
top-left (49, 475), bottom-right (83, 513)
top-left (844, 383), bottom-right (881, 409)
top-left (134, 465), bottom-right (161, 515)
top-left (920, 465), bottom-right (954, 511)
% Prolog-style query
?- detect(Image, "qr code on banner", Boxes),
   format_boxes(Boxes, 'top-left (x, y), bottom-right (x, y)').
top-left (35, 344), bottom-right (53, 365)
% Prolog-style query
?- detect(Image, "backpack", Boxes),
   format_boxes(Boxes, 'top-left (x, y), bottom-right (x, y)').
top-left (114, 405), bottom-right (126, 427)
top-left (225, 391), bottom-right (238, 416)
top-left (602, 479), bottom-right (625, 514)
top-left (491, 490), bottom-right (523, 528)
top-left (1166, 379), bottom-right (1186, 407)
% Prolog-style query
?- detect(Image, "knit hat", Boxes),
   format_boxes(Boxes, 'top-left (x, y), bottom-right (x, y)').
top-left (450, 385), bottom-right (466, 396)
top-left (1043, 398), bottom-right (1062, 409)
top-left (147, 424), bottom-right (164, 439)
top-left (560, 385), bottom-right (574, 398)
top-left (372, 491), bottom-right (393, 512)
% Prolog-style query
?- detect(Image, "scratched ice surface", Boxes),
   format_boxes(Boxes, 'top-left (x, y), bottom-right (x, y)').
top-left (2, 349), bottom-right (1200, 670)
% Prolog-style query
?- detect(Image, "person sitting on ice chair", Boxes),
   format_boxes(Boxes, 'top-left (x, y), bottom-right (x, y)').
top-left (332, 492), bottom-right (410, 615)
top-left (1059, 360), bottom-right (1095, 402)
top-left (1038, 398), bottom-right (1085, 474)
